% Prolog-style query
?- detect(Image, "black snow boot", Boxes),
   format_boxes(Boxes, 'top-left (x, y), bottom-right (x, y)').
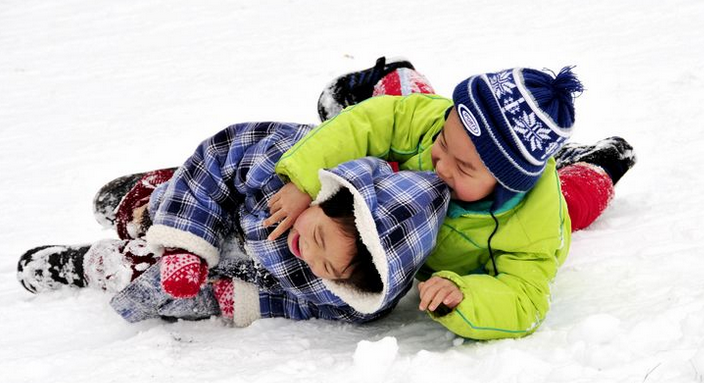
top-left (17, 245), bottom-right (91, 293)
top-left (92, 171), bottom-right (148, 229)
top-left (317, 56), bottom-right (415, 121)
top-left (92, 168), bottom-right (177, 229)
top-left (555, 136), bottom-right (637, 185)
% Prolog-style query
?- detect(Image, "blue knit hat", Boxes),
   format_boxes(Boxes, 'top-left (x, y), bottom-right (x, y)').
top-left (452, 67), bottom-right (583, 209)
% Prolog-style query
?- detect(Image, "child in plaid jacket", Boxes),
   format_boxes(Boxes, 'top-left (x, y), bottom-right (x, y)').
top-left (18, 121), bottom-right (450, 327)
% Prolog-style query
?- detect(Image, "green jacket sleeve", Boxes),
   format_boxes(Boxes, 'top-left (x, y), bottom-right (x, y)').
top-left (276, 94), bottom-right (451, 197)
top-left (429, 247), bottom-right (559, 340)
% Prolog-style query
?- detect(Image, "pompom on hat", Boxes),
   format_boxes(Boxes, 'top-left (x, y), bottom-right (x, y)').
top-left (452, 66), bottom-right (583, 209)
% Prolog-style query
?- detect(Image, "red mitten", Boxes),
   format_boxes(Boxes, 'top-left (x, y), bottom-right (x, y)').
top-left (116, 168), bottom-right (175, 239)
top-left (159, 248), bottom-right (208, 298)
top-left (212, 278), bottom-right (234, 319)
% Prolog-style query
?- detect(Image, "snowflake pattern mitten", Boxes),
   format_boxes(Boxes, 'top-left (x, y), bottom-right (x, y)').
top-left (159, 249), bottom-right (208, 298)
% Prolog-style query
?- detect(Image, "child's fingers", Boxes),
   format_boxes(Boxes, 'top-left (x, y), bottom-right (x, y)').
top-left (267, 193), bottom-right (280, 208)
top-left (267, 217), bottom-right (292, 240)
top-left (263, 209), bottom-right (287, 228)
top-left (418, 277), bottom-right (462, 311)
top-left (443, 290), bottom-right (463, 309)
top-left (418, 279), bottom-right (444, 311)
top-left (268, 199), bottom-right (281, 214)
top-left (428, 288), bottom-right (453, 311)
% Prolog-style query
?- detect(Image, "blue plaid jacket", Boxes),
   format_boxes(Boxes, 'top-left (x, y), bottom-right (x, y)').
top-left (135, 122), bottom-right (448, 323)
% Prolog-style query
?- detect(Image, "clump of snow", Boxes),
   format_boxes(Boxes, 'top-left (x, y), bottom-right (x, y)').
top-left (83, 239), bottom-right (146, 292)
top-left (353, 336), bottom-right (399, 379)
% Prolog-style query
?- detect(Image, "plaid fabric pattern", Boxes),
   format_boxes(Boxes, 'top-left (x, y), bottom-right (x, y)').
top-left (258, 290), bottom-right (392, 322)
top-left (152, 122), bottom-right (313, 249)
top-left (246, 235), bottom-right (368, 321)
top-left (321, 158), bottom-right (450, 311)
top-left (131, 122), bottom-right (449, 324)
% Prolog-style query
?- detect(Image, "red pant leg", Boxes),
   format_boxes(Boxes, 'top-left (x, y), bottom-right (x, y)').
top-left (372, 67), bottom-right (435, 96)
top-left (558, 163), bottom-right (615, 232)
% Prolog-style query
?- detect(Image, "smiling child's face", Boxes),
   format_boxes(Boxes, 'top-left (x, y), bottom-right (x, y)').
top-left (431, 108), bottom-right (497, 202)
top-left (286, 204), bottom-right (356, 280)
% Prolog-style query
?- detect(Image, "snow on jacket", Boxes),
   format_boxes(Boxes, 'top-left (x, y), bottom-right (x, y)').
top-left (275, 94), bottom-right (572, 340)
top-left (139, 121), bottom-right (449, 326)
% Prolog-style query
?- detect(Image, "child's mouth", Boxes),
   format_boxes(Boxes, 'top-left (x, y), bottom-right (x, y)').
top-left (290, 232), bottom-right (302, 258)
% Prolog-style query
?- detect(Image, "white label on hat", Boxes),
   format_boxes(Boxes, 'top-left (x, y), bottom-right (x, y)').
top-left (458, 104), bottom-right (481, 137)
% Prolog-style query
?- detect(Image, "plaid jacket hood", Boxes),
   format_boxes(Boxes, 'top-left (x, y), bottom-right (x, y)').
top-left (315, 157), bottom-right (450, 314)
top-left (244, 157), bottom-right (450, 318)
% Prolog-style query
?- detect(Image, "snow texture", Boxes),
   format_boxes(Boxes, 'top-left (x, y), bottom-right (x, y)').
top-left (2, 0), bottom-right (704, 382)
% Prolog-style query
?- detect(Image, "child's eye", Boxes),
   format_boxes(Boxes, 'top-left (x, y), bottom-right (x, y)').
top-left (459, 166), bottom-right (472, 177)
top-left (314, 227), bottom-right (321, 247)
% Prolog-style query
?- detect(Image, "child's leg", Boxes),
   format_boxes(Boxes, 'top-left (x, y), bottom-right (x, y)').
top-left (317, 56), bottom-right (418, 121)
top-left (92, 168), bottom-right (176, 235)
top-left (555, 137), bottom-right (637, 231)
top-left (83, 238), bottom-right (158, 292)
top-left (372, 67), bottom-right (435, 97)
top-left (17, 244), bottom-right (91, 293)
top-left (93, 171), bottom-right (149, 229)
top-left (556, 137), bottom-right (636, 186)
top-left (114, 168), bottom-right (175, 239)
top-left (558, 163), bottom-right (614, 231)
top-left (18, 238), bottom-right (158, 294)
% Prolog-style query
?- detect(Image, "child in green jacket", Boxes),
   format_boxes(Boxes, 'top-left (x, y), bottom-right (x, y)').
top-left (265, 57), bottom-right (636, 340)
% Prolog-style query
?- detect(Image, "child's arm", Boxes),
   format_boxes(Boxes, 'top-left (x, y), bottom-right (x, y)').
top-left (276, 94), bottom-right (451, 198)
top-left (146, 122), bottom-right (298, 268)
top-left (267, 94), bottom-right (450, 237)
top-left (424, 249), bottom-right (559, 340)
top-left (146, 126), bottom-right (245, 267)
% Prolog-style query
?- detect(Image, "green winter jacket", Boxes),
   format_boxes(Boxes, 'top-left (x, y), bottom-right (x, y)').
top-left (276, 94), bottom-right (571, 340)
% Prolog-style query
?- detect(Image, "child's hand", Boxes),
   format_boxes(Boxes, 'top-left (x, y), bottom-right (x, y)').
top-left (418, 276), bottom-right (463, 313)
top-left (160, 249), bottom-right (208, 299)
top-left (264, 183), bottom-right (312, 240)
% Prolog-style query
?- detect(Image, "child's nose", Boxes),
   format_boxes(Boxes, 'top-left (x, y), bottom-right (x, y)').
top-left (435, 160), bottom-right (452, 181)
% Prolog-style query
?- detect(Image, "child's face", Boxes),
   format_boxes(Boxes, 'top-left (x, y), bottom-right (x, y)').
top-left (286, 205), bottom-right (356, 280)
top-left (431, 108), bottom-right (497, 202)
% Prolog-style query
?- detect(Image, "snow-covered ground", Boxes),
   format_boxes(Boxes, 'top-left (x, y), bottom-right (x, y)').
top-left (2, 1), bottom-right (704, 382)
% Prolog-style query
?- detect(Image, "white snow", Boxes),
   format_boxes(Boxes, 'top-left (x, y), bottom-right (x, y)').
top-left (2, 0), bottom-right (704, 382)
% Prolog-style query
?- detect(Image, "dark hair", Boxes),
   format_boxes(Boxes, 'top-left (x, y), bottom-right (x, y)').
top-left (319, 188), bottom-right (383, 293)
